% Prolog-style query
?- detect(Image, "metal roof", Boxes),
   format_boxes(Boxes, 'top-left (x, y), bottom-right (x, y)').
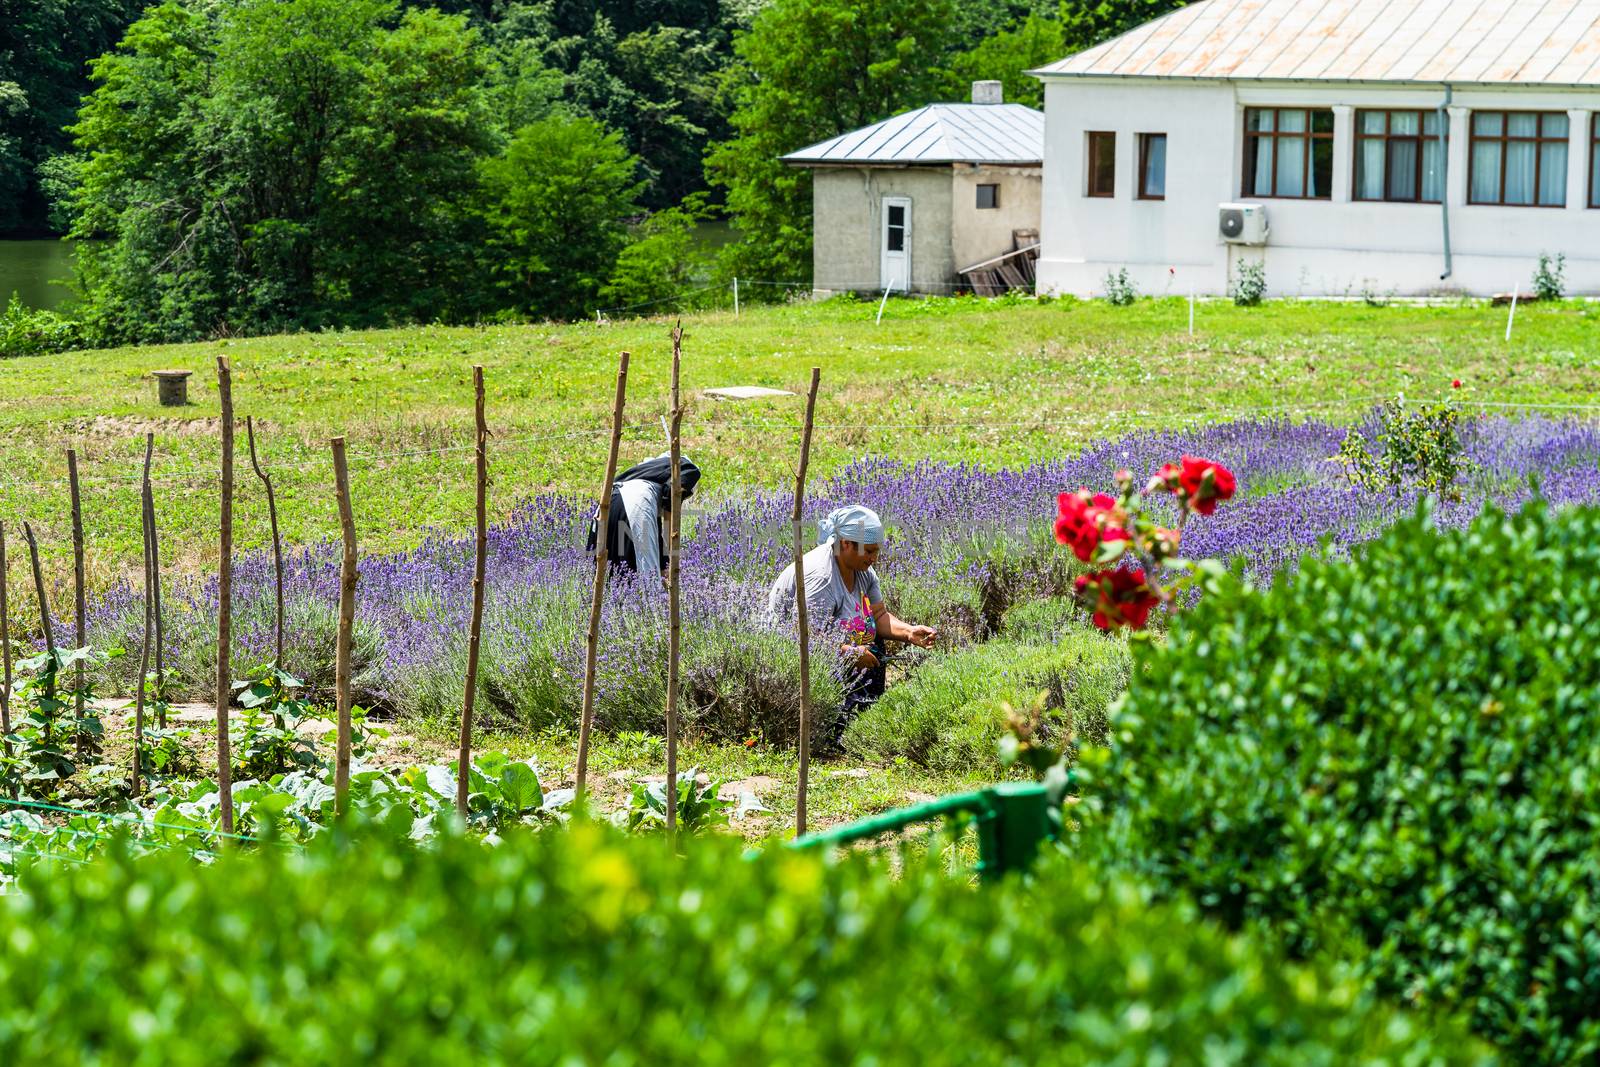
top-left (782, 104), bottom-right (1044, 166)
top-left (1032, 0), bottom-right (1600, 86)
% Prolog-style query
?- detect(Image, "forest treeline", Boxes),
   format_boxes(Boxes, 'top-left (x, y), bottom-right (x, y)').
top-left (0, 0), bottom-right (1186, 344)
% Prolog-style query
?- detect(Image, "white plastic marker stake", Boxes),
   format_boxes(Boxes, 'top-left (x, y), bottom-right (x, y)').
top-left (1506, 282), bottom-right (1519, 342)
top-left (876, 281), bottom-right (895, 325)
top-left (1189, 287), bottom-right (1196, 336)
top-left (660, 413), bottom-right (671, 449)
top-left (733, 276), bottom-right (740, 317)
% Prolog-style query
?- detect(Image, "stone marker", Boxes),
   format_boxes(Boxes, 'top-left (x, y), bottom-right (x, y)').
top-left (152, 369), bottom-right (193, 406)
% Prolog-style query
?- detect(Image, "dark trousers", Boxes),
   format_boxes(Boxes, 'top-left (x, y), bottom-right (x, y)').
top-left (834, 637), bottom-right (887, 745)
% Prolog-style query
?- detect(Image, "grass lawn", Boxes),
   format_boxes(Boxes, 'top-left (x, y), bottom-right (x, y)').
top-left (7, 294), bottom-right (1600, 598)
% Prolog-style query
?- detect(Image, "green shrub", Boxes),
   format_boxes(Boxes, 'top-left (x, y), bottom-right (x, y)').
top-left (0, 292), bottom-right (85, 357)
top-left (0, 820), bottom-right (1486, 1065)
top-left (1532, 252), bottom-right (1566, 301)
top-left (1078, 501), bottom-right (1600, 1063)
top-left (847, 626), bottom-right (1129, 773)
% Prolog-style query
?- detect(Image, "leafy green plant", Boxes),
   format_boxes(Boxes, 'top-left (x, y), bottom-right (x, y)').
top-left (0, 820), bottom-right (1489, 1063)
top-left (0, 293), bottom-right (85, 358)
top-left (620, 768), bottom-right (730, 834)
top-left (1101, 267), bottom-right (1137, 306)
top-left (1532, 252), bottom-right (1566, 300)
top-left (232, 664), bottom-right (319, 778)
top-left (1336, 395), bottom-right (1468, 501)
top-left (1230, 260), bottom-right (1266, 306)
top-left (135, 725), bottom-right (199, 779)
top-left (1076, 501), bottom-right (1600, 1063)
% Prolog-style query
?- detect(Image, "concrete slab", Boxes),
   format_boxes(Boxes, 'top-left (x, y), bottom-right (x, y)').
top-left (703, 386), bottom-right (796, 400)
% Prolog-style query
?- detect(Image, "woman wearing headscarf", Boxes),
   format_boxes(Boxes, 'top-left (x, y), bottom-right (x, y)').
top-left (767, 504), bottom-right (938, 721)
top-left (587, 453), bottom-right (702, 588)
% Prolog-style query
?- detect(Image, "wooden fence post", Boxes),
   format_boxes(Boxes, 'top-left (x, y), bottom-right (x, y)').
top-left (143, 441), bottom-right (165, 729)
top-left (22, 523), bottom-right (56, 746)
top-left (132, 435), bottom-right (155, 797)
top-left (245, 416), bottom-right (285, 667)
top-left (215, 355), bottom-right (235, 835)
top-left (0, 522), bottom-right (12, 798)
top-left (665, 325), bottom-right (684, 841)
top-left (457, 367), bottom-right (489, 817)
top-left (575, 350), bottom-right (630, 798)
top-left (792, 368), bottom-right (821, 836)
top-left (331, 436), bottom-right (357, 814)
top-left (66, 448), bottom-right (87, 757)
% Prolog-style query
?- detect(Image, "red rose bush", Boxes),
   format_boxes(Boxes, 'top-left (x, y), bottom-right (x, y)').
top-left (1056, 455), bottom-right (1237, 631)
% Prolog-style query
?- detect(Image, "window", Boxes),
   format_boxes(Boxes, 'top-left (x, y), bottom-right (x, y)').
top-left (1087, 132), bottom-right (1115, 197)
top-left (1138, 134), bottom-right (1167, 199)
top-left (886, 203), bottom-right (905, 251)
top-left (1355, 110), bottom-right (1443, 203)
top-left (1469, 111), bottom-right (1568, 207)
top-left (976, 183), bottom-right (999, 209)
top-left (1243, 108), bottom-right (1334, 199)
top-left (1591, 114), bottom-right (1599, 208)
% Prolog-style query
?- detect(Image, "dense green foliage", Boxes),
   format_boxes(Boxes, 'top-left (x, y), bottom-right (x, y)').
top-left (0, 0), bottom-right (140, 234)
top-left (846, 615), bottom-right (1129, 773)
top-left (1079, 501), bottom-right (1600, 1063)
top-left (0, 290), bottom-right (83, 355)
top-left (18, 0), bottom-right (1198, 336)
top-left (0, 819), bottom-right (1488, 1064)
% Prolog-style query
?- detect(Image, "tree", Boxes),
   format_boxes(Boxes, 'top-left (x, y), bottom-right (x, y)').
top-left (940, 13), bottom-right (1065, 109)
top-left (489, 4), bottom-right (726, 208)
top-left (706, 0), bottom-right (957, 284)
top-left (600, 194), bottom-right (713, 310)
top-left (0, 0), bottom-right (141, 234)
top-left (62, 0), bottom-right (500, 343)
top-left (477, 115), bottom-right (643, 321)
top-left (1057, 0), bottom-right (1191, 51)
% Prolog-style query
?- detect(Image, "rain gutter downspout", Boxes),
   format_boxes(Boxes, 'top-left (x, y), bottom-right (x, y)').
top-left (1439, 84), bottom-right (1453, 280)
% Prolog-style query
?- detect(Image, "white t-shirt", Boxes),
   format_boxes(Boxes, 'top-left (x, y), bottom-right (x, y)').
top-left (615, 479), bottom-right (663, 585)
top-left (767, 541), bottom-right (882, 631)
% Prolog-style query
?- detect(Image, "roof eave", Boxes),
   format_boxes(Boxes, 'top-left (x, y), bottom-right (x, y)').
top-left (782, 158), bottom-right (1042, 168)
top-left (1027, 70), bottom-right (1600, 90)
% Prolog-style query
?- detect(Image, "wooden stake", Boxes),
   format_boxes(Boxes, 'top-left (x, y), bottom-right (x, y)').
top-left (145, 452), bottom-right (165, 729)
top-left (245, 416), bottom-right (285, 667)
top-left (792, 367), bottom-right (822, 836)
top-left (133, 436), bottom-right (154, 797)
top-left (22, 523), bottom-right (55, 746)
top-left (0, 522), bottom-right (13, 798)
top-left (331, 436), bottom-right (357, 814)
top-left (575, 350), bottom-right (630, 797)
top-left (457, 367), bottom-right (489, 816)
top-left (215, 355), bottom-right (235, 835)
top-left (66, 448), bottom-right (86, 757)
top-left (666, 325), bottom-right (684, 841)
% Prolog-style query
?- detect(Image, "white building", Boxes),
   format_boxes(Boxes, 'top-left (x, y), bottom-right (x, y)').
top-left (1032, 0), bottom-right (1600, 298)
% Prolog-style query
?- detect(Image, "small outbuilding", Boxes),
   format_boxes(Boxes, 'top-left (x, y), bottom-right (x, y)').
top-left (783, 82), bottom-right (1044, 296)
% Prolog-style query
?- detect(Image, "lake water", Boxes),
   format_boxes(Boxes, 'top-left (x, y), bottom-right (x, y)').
top-left (0, 240), bottom-right (76, 310)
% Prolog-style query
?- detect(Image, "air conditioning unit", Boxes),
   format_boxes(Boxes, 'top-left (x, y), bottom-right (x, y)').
top-left (1219, 203), bottom-right (1268, 245)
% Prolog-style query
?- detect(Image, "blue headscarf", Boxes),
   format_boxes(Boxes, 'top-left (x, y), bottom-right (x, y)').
top-left (818, 505), bottom-right (884, 547)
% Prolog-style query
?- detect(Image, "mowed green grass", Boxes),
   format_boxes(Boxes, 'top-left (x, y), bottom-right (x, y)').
top-left (5, 294), bottom-right (1599, 595)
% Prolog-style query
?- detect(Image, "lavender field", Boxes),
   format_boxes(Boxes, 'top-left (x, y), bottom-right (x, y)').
top-left (86, 411), bottom-right (1600, 741)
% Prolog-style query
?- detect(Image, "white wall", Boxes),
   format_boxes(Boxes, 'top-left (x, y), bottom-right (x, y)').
top-left (1037, 79), bottom-right (1600, 298)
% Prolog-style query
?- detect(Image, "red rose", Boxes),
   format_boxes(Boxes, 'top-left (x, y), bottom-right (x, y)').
top-left (1056, 490), bottom-right (1128, 563)
top-left (1177, 456), bottom-right (1236, 516)
top-left (1075, 567), bottom-right (1160, 630)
